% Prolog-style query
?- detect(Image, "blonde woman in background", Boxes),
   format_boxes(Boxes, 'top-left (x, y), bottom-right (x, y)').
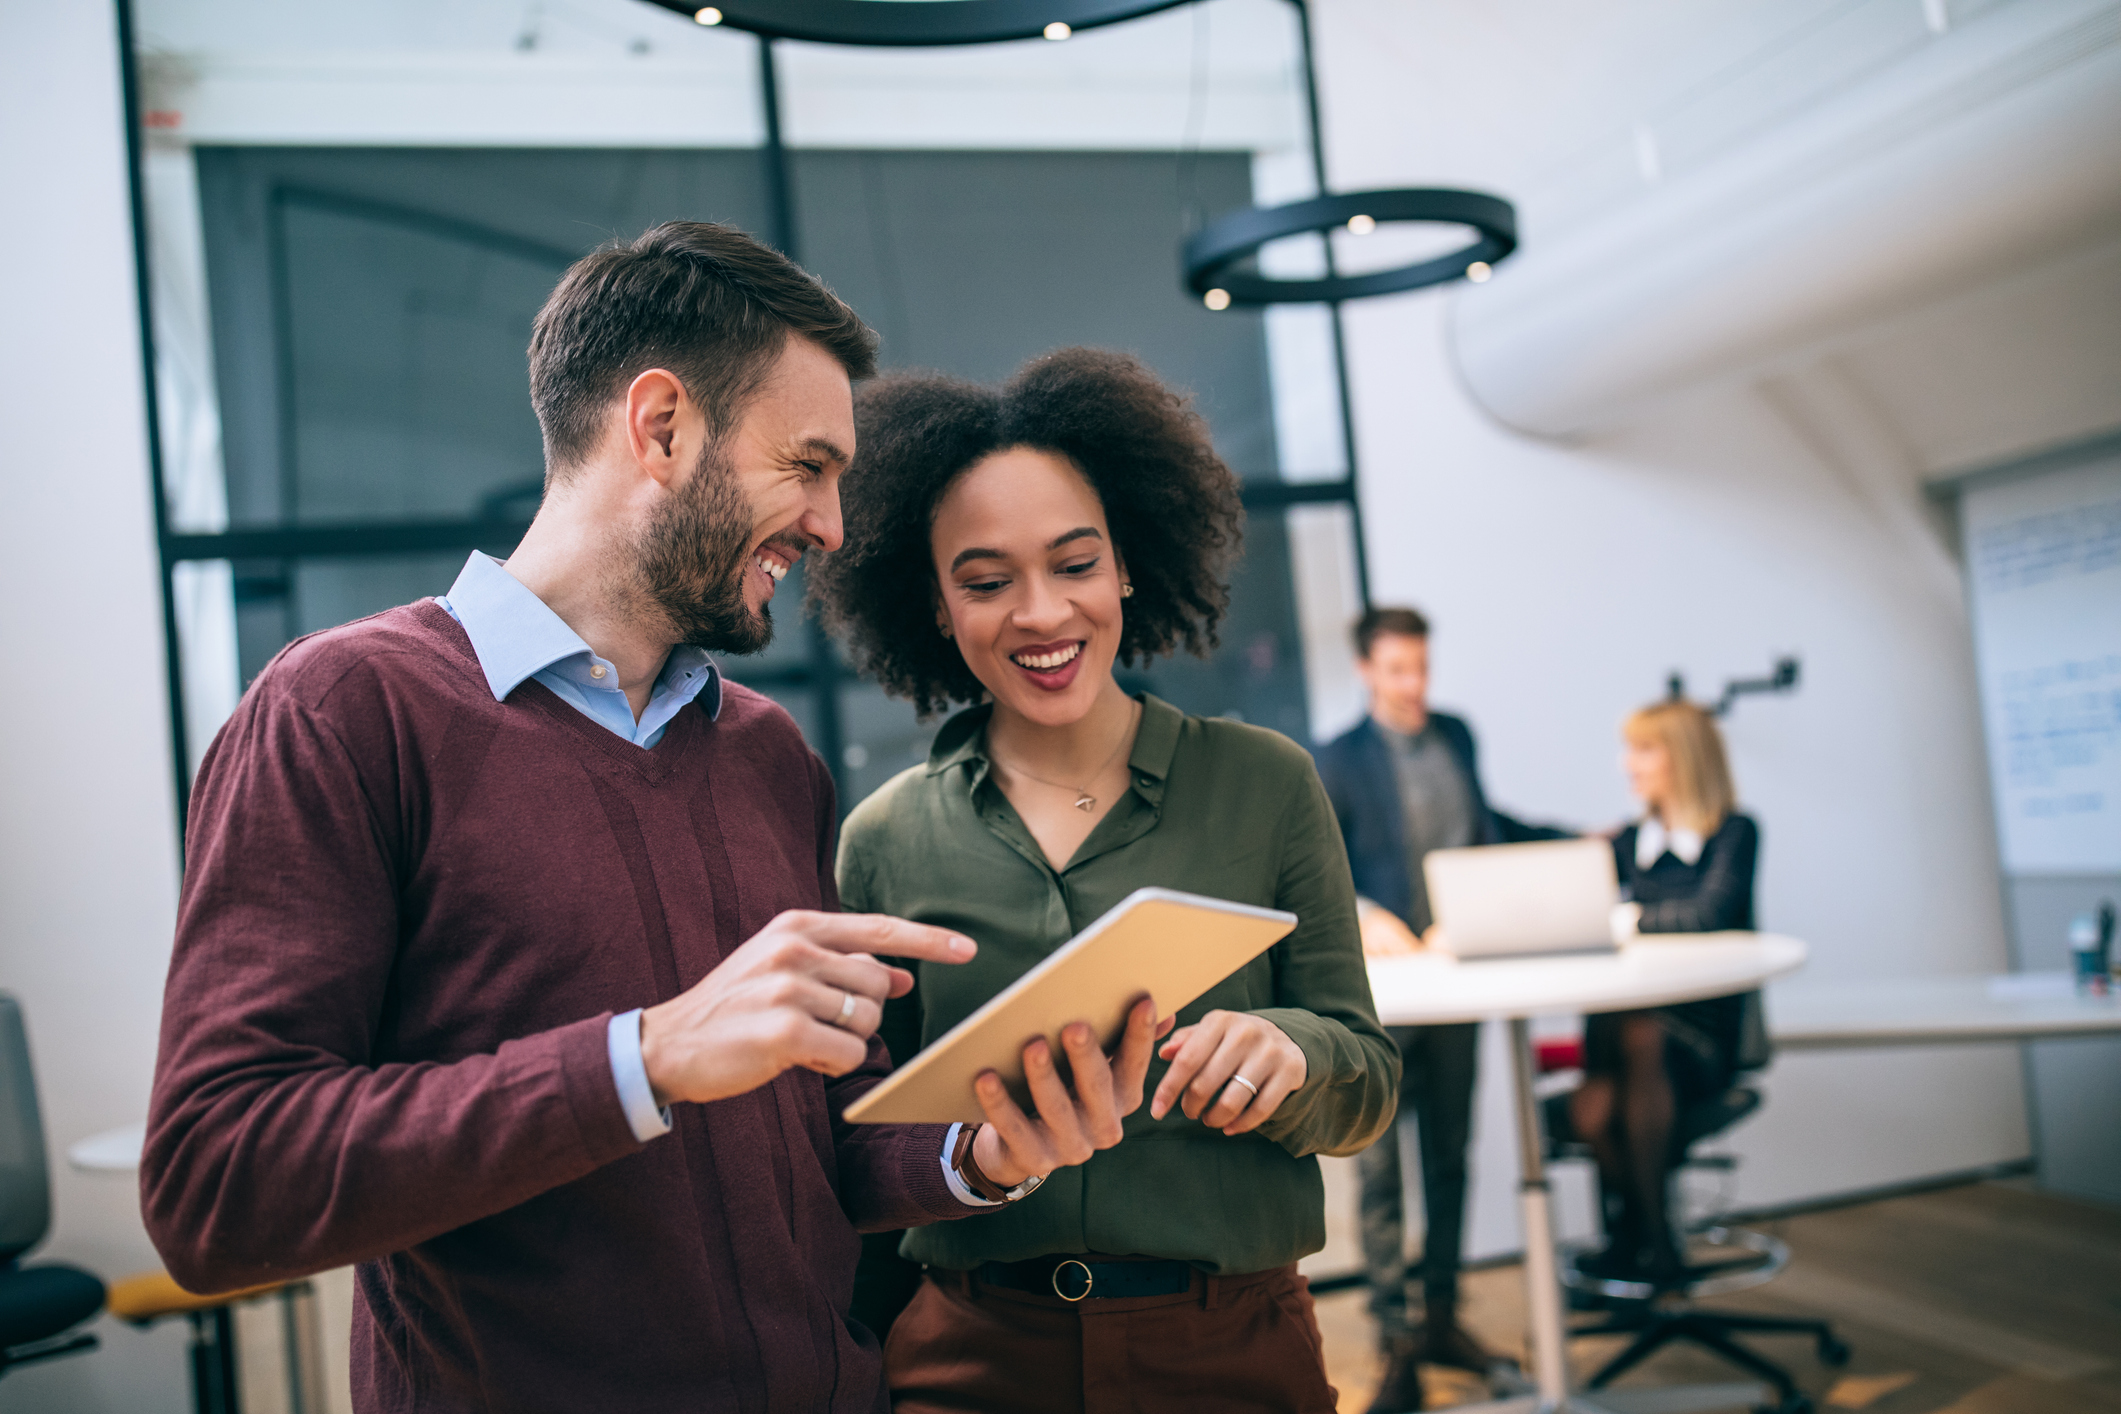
top-left (1569, 701), bottom-right (1760, 1288)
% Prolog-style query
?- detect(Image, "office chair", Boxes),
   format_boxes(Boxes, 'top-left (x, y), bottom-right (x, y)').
top-left (0, 994), bottom-right (108, 1379)
top-left (1539, 1030), bottom-right (1849, 1414)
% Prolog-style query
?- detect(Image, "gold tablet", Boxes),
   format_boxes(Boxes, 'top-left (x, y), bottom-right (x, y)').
top-left (844, 887), bottom-right (1297, 1125)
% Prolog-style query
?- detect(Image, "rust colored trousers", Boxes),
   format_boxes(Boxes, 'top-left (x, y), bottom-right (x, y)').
top-left (884, 1263), bottom-right (1338, 1414)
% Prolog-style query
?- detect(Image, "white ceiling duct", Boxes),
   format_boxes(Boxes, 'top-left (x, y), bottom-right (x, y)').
top-left (1449, 1), bottom-right (2121, 440)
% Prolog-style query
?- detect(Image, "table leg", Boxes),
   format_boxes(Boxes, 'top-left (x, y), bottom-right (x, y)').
top-left (1508, 1018), bottom-right (1572, 1409)
top-left (281, 1280), bottom-right (329, 1414)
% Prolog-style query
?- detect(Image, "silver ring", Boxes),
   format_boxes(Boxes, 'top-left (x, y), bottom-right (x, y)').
top-left (1229, 1074), bottom-right (1259, 1098)
top-left (836, 990), bottom-right (859, 1027)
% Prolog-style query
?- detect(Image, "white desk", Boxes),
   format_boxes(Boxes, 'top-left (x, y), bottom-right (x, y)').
top-left (1368, 936), bottom-right (1809, 1029)
top-left (1365, 934), bottom-right (1809, 1414)
top-left (66, 1121), bottom-right (145, 1173)
top-left (1769, 970), bottom-right (2121, 1048)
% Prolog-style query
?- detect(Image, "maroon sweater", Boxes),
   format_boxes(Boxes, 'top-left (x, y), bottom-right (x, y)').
top-left (143, 601), bottom-right (972, 1413)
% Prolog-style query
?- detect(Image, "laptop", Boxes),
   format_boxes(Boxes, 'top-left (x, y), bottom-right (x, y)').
top-left (1422, 837), bottom-right (1620, 959)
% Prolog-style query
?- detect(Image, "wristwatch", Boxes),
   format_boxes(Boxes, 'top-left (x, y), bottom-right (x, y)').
top-left (950, 1123), bottom-right (1045, 1204)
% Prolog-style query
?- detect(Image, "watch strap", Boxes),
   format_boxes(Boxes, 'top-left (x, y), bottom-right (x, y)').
top-left (952, 1123), bottom-right (1042, 1204)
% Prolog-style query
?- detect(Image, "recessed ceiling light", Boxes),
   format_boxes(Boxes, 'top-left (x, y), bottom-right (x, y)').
top-left (693, 7), bottom-right (723, 24)
top-left (1346, 214), bottom-right (1376, 235)
top-left (1203, 288), bottom-right (1232, 311)
top-left (1466, 261), bottom-right (1492, 283)
top-left (1044, 21), bottom-right (1072, 40)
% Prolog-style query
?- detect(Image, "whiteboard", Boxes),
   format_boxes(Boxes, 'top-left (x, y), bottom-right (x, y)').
top-left (1961, 450), bottom-right (2121, 874)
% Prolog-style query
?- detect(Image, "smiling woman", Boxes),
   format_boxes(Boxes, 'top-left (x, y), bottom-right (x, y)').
top-left (808, 349), bottom-right (1398, 1414)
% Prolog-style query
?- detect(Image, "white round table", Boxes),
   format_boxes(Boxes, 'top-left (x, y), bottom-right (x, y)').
top-left (1364, 933), bottom-right (1808, 1414)
top-left (66, 1121), bottom-right (145, 1173)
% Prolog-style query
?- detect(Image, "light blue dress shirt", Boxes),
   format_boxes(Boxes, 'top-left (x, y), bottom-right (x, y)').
top-left (432, 553), bottom-right (991, 1199)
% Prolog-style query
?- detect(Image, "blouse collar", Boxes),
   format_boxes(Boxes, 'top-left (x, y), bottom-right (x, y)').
top-left (1636, 815), bottom-right (1705, 869)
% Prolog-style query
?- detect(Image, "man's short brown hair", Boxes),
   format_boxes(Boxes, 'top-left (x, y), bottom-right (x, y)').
top-left (1353, 606), bottom-right (1430, 658)
top-left (528, 221), bottom-right (877, 478)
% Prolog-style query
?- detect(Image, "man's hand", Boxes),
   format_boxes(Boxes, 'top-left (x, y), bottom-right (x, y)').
top-left (968, 998), bottom-right (1170, 1189)
top-left (1149, 1010), bottom-right (1307, 1137)
top-left (1358, 901), bottom-right (1422, 959)
top-left (640, 910), bottom-right (974, 1107)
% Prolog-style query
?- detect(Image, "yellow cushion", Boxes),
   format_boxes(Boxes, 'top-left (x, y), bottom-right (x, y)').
top-left (107, 1269), bottom-right (286, 1324)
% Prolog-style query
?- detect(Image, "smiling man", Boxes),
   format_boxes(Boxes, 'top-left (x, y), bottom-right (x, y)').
top-left (142, 222), bottom-right (1154, 1414)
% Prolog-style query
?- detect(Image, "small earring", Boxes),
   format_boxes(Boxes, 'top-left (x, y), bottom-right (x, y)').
top-left (1121, 583), bottom-right (1134, 598)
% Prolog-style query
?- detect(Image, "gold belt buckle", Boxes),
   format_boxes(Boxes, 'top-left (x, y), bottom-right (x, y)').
top-left (1051, 1259), bottom-right (1094, 1302)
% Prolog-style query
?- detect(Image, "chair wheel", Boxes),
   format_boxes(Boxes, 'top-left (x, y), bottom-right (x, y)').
top-left (1818, 1336), bottom-right (1851, 1366)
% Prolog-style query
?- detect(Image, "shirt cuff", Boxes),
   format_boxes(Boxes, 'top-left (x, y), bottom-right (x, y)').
top-left (939, 1122), bottom-right (1003, 1208)
top-left (607, 1009), bottom-right (673, 1143)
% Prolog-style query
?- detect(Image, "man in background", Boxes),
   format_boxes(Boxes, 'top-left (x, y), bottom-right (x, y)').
top-left (1314, 606), bottom-right (1567, 1412)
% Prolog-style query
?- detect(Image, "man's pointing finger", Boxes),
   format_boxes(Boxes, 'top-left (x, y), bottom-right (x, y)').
top-left (791, 912), bottom-right (977, 965)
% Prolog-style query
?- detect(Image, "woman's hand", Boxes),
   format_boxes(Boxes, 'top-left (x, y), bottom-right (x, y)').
top-left (969, 997), bottom-right (1171, 1188)
top-left (1149, 1010), bottom-right (1307, 1136)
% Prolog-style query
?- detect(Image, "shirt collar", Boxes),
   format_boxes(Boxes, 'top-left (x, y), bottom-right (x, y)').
top-left (1636, 815), bottom-right (1705, 869)
top-left (926, 693), bottom-right (1181, 801)
top-left (439, 551), bottom-right (722, 719)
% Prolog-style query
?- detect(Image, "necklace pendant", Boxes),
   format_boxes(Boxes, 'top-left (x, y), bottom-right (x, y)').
top-left (1074, 793), bottom-right (1097, 812)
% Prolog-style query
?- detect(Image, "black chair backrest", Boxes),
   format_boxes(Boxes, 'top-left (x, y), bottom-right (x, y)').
top-left (1674, 1085), bottom-right (1761, 1153)
top-left (0, 995), bottom-right (53, 1264)
top-left (1733, 990), bottom-right (1772, 1073)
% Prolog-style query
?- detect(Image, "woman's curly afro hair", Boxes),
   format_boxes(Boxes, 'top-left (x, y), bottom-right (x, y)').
top-left (807, 347), bottom-right (1245, 718)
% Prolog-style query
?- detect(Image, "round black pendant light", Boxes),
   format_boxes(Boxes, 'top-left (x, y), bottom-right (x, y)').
top-left (1183, 188), bottom-right (1516, 307)
top-left (643, 0), bottom-right (1191, 46)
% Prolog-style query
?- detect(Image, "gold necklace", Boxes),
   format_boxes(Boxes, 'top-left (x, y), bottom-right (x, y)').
top-left (993, 703), bottom-right (1140, 812)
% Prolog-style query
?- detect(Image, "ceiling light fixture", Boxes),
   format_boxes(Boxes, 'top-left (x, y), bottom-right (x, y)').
top-left (693, 6), bottom-right (722, 23)
top-left (1182, 188), bottom-right (1516, 306)
top-left (642, 0), bottom-right (1187, 45)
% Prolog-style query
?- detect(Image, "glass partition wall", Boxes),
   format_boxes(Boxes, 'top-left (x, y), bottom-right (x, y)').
top-left (132, 0), bottom-right (1369, 816)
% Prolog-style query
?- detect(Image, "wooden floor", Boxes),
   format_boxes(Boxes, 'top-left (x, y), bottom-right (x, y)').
top-left (1312, 1180), bottom-right (2121, 1414)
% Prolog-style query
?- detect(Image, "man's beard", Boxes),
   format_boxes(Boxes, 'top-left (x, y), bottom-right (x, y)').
top-left (633, 442), bottom-right (776, 655)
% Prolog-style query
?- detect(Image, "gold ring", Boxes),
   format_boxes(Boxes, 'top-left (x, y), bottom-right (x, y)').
top-left (1052, 1259), bottom-right (1094, 1302)
top-left (836, 990), bottom-right (858, 1027)
top-left (1229, 1075), bottom-right (1259, 1098)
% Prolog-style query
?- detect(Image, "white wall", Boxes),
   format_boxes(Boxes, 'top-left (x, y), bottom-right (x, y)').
top-left (1306, 0), bottom-right (2121, 1251)
top-left (0, 4), bottom-right (193, 1410)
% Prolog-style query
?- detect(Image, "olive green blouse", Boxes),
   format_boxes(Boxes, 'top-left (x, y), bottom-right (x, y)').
top-left (837, 694), bottom-right (1400, 1275)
